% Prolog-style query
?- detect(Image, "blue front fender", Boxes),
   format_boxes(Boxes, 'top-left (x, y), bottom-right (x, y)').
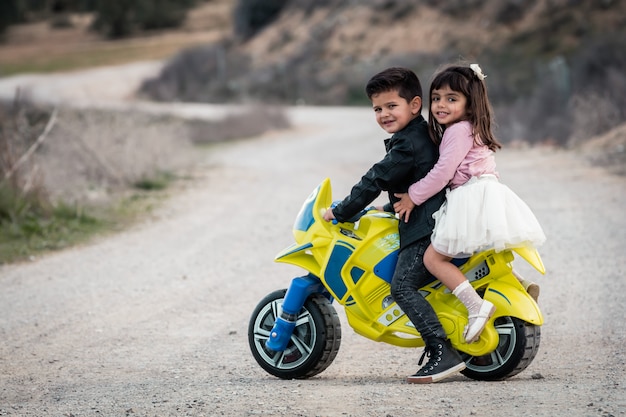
top-left (265, 275), bottom-right (327, 351)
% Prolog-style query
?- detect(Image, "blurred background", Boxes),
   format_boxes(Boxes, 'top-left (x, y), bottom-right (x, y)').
top-left (2, 0), bottom-right (626, 145)
top-left (1, 0), bottom-right (625, 262)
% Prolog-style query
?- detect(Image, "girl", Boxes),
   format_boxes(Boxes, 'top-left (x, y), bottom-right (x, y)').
top-left (393, 63), bottom-right (546, 343)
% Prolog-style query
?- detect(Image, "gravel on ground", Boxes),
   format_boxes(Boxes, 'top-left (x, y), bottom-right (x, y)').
top-left (0, 66), bottom-right (624, 417)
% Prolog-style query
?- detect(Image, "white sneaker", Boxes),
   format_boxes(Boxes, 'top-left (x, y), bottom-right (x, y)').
top-left (464, 300), bottom-right (496, 343)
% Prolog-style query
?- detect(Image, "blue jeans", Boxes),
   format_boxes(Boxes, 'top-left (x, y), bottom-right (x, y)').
top-left (391, 236), bottom-right (447, 346)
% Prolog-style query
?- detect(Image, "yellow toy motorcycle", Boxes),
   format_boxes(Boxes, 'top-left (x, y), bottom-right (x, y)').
top-left (248, 179), bottom-right (545, 381)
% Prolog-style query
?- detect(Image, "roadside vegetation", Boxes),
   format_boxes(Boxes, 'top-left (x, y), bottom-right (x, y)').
top-left (1, 0), bottom-right (624, 263)
top-left (0, 0), bottom-right (226, 76)
top-left (0, 97), bottom-right (289, 264)
top-left (1, 0), bottom-right (198, 39)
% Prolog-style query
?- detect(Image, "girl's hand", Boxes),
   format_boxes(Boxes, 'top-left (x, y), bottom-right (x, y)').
top-left (323, 208), bottom-right (336, 222)
top-left (393, 193), bottom-right (415, 223)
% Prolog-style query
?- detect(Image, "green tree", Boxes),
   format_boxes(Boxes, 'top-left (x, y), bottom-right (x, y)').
top-left (0, 0), bottom-right (23, 35)
top-left (91, 0), bottom-right (196, 39)
top-left (233, 0), bottom-right (288, 40)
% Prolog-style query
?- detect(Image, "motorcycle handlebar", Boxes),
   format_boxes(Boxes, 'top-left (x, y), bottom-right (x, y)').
top-left (330, 203), bottom-right (378, 225)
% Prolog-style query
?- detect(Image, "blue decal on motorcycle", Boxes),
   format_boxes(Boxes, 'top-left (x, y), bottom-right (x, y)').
top-left (293, 185), bottom-right (319, 232)
top-left (373, 250), bottom-right (399, 283)
top-left (338, 240), bottom-right (355, 250)
top-left (350, 267), bottom-right (364, 284)
top-left (324, 245), bottom-right (352, 299)
top-left (487, 288), bottom-right (512, 305)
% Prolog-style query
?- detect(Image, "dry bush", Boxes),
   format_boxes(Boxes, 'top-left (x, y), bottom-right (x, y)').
top-left (187, 105), bottom-right (290, 145)
top-left (567, 37), bottom-right (626, 146)
top-left (0, 98), bottom-right (291, 262)
top-left (34, 107), bottom-right (198, 205)
top-left (486, 33), bottom-right (626, 146)
top-left (3, 103), bottom-right (291, 207)
top-left (139, 41), bottom-right (253, 103)
top-left (2, 98), bottom-right (291, 209)
top-left (568, 92), bottom-right (623, 148)
top-left (0, 98), bottom-right (54, 219)
top-left (579, 122), bottom-right (626, 176)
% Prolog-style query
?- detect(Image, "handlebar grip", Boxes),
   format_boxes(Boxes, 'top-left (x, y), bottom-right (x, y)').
top-left (333, 206), bottom-right (378, 224)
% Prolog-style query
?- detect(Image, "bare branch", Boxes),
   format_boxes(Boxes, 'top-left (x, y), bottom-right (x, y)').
top-left (2, 107), bottom-right (58, 183)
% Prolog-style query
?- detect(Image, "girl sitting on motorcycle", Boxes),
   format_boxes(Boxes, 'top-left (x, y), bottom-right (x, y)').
top-left (394, 63), bottom-right (546, 345)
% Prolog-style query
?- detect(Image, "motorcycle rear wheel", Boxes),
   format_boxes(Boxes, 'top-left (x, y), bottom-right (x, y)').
top-left (461, 316), bottom-right (541, 381)
top-left (248, 289), bottom-right (342, 379)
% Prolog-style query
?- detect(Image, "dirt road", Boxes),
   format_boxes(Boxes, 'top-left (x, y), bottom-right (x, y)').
top-left (1, 69), bottom-right (625, 416)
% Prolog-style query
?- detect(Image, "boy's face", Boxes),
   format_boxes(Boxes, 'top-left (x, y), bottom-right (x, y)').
top-left (371, 89), bottom-right (421, 134)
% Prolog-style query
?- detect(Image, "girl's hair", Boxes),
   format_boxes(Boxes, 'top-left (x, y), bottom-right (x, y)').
top-left (428, 64), bottom-right (502, 152)
top-left (365, 67), bottom-right (423, 112)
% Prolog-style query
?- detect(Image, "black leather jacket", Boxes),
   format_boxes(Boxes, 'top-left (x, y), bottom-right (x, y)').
top-left (332, 115), bottom-right (445, 250)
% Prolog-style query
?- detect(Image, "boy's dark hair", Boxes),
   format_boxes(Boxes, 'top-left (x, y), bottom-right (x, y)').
top-left (365, 67), bottom-right (423, 109)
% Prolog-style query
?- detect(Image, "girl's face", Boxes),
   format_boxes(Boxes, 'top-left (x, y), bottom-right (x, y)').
top-left (430, 85), bottom-right (467, 127)
top-left (371, 89), bottom-right (421, 134)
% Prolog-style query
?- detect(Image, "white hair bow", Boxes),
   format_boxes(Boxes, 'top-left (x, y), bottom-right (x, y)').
top-left (470, 64), bottom-right (487, 81)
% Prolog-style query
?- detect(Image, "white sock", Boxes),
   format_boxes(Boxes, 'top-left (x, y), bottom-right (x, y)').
top-left (452, 280), bottom-right (483, 316)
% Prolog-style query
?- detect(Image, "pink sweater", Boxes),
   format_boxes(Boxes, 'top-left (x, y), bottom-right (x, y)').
top-left (408, 121), bottom-right (498, 205)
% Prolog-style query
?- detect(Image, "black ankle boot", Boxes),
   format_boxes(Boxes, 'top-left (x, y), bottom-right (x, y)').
top-left (406, 339), bottom-right (466, 384)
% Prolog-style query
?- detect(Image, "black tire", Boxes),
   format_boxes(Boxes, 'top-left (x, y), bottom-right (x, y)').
top-left (461, 316), bottom-right (541, 381)
top-left (248, 289), bottom-right (342, 379)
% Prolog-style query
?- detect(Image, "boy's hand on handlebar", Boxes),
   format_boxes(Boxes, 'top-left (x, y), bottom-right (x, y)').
top-left (393, 193), bottom-right (415, 223)
top-left (323, 208), bottom-right (336, 222)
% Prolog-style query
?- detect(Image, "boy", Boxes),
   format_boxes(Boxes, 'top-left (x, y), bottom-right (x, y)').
top-left (322, 67), bottom-right (466, 383)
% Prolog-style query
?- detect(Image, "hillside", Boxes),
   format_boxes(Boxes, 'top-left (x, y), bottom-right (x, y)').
top-left (0, 0), bottom-right (623, 263)
top-left (0, 1), bottom-right (232, 75)
top-left (1, 0), bottom-right (625, 150)
top-left (137, 0), bottom-right (625, 147)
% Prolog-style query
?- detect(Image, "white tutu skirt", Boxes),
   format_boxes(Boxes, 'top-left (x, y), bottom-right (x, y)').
top-left (431, 175), bottom-right (546, 258)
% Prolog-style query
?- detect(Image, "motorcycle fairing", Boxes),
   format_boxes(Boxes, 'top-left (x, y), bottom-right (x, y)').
top-left (513, 246), bottom-right (546, 274)
top-left (272, 179), bottom-right (545, 357)
top-left (325, 241), bottom-right (356, 304)
top-left (293, 183), bottom-right (320, 234)
top-left (275, 242), bottom-right (321, 275)
top-left (485, 280), bottom-right (543, 325)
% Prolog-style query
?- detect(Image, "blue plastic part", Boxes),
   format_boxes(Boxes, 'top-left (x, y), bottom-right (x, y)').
top-left (265, 317), bottom-right (297, 352)
top-left (350, 266), bottom-right (364, 284)
top-left (281, 275), bottom-right (323, 314)
top-left (324, 245), bottom-right (352, 299)
top-left (265, 275), bottom-right (324, 352)
top-left (451, 257), bottom-right (469, 267)
top-left (374, 250), bottom-right (399, 283)
top-left (294, 187), bottom-right (320, 232)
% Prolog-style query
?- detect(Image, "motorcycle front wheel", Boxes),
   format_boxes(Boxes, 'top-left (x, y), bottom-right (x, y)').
top-left (461, 316), bottom-right (541, 381)
top-left (248, 289), bottom-right (342, 379)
